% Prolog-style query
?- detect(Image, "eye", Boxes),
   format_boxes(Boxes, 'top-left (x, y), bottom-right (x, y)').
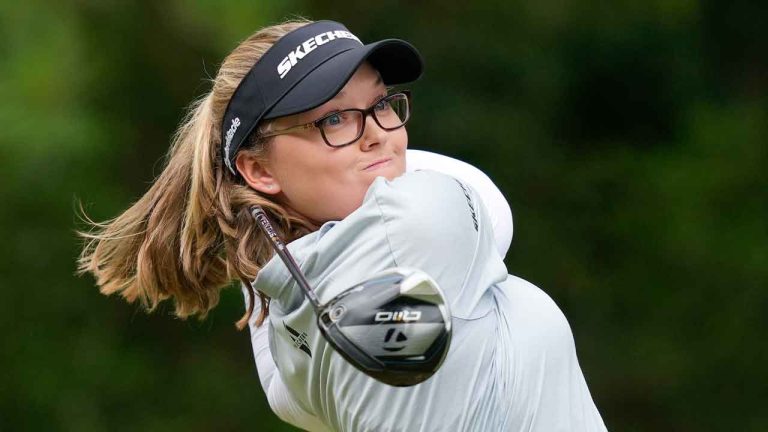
top-left (319, 112), bottom-right (345, 128)
top-left (373, 98), bottom-right (389, 112)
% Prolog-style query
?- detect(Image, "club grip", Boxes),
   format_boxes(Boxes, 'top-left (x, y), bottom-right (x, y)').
top-left (250, 206), bottom-right (320, 307)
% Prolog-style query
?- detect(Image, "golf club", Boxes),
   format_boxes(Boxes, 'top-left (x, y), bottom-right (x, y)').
top-left (251, 205), bottom-right (452, 387)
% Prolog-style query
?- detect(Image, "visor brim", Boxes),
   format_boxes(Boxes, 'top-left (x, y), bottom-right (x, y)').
top-left (263, 39), bottom-right (422, 120)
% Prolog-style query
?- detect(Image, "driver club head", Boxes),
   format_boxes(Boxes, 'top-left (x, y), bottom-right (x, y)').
top-left (316, 268), bottom-right (452, 387)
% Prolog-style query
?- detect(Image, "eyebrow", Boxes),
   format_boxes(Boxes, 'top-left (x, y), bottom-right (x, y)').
top-left (335, 74), bottom-right (384, 98)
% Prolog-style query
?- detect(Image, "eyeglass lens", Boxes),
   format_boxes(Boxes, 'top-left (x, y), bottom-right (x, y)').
top-left (321, 94), bottom-right (410, 147)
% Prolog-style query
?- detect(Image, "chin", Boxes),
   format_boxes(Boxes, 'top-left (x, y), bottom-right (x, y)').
top-left (382, 163), bottom-right (407, 181)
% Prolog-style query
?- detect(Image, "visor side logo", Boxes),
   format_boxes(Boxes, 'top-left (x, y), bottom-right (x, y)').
top-left (223, 117), bottom-right (240, 173)
top-left (277, 30), bottom-right (362, 79)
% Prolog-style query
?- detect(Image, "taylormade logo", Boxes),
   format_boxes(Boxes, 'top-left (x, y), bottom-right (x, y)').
top-left (277, 30), bottom-right (362, 79)
top-left (224, 117), bottom-right (240, 172)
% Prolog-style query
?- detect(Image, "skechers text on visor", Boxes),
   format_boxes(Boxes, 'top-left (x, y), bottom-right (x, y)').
top-left (220, 20), bottom-right (423, 175)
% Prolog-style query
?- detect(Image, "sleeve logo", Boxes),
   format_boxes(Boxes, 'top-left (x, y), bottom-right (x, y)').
top-left (454, 179), bottom-right (479, 232)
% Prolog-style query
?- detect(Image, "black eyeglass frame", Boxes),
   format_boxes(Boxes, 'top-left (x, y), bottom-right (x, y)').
top-left (259, 91), bottom-right (412, 148)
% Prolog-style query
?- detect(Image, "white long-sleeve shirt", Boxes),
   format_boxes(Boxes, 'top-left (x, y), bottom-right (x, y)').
top-left (247, 150), bottom-right (513, 430)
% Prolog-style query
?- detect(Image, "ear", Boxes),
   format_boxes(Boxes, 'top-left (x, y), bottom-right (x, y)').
top-left (235, 152), bottom-right (282, 195)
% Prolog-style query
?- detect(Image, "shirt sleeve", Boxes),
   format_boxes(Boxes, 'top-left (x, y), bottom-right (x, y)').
top-left (244, 287), bottom-right (330, 432)
top-left (364, 170), bottom-right (508, 319)
top-left (406, 149), bottom-right (513, 257)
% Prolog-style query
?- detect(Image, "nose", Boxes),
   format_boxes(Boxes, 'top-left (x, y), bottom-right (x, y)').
top-left (359, 113), bottom-right (386, 151)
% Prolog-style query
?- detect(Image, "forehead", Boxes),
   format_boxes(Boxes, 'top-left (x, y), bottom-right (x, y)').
top-left (337, 62), bottom-right (384, 94)
top-left (277, 63), bottom-right (386, 124)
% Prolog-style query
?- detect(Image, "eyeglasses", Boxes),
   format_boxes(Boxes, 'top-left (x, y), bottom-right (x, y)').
top-left (260, 91), bottom-right (411, 148)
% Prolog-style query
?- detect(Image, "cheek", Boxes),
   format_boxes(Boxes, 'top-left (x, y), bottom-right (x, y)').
top-left (266, 127), bottom-right (410, 222)
top-left (270, 145), bottom-right (364, 220)
top-left (395, 127), bottom-right (408, 151)
top-left (390, 128), bottom-right (408, 174)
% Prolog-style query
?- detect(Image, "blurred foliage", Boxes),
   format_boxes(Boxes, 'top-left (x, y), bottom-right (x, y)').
top-left (1, 0), bottom-right (766, 431)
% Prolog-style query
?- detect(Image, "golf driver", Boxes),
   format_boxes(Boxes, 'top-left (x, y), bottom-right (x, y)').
top-left (251, 206), bottom-right (452, 387)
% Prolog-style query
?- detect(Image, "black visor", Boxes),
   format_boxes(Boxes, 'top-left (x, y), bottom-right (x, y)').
top-left (221, 20), bottom-right (423, 175)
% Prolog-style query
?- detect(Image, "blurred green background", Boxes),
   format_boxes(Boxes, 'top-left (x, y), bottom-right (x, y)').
top-left (1, 0), bottom-right (766, 431)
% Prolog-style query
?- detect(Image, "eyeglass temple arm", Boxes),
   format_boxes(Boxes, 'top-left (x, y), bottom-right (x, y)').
top-left (259, 123), bottom-right (317, 139)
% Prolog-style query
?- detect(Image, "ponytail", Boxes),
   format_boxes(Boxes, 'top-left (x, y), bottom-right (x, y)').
top-left (78, 19), bottom-right (315, 329)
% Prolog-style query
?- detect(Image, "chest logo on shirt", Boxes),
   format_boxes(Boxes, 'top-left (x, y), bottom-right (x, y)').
top-left (284, 322), bottom-right (312, 358)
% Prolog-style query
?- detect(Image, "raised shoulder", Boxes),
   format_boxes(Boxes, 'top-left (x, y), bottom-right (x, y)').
top-left (363, 171), bottom-right (507, 318)
top-left (406, 149), bottom-right (513, 257)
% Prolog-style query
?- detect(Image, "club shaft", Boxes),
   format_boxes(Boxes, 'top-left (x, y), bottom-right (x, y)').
top-left (251, 206), bottom-right (321, 308)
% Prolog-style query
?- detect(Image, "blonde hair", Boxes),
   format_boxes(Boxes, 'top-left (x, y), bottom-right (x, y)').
top-left (77, 19), bottom-right (315, 330)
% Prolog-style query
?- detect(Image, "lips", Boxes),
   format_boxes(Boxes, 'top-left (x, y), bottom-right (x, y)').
top-left (363, 157), bottom-right (392, 171)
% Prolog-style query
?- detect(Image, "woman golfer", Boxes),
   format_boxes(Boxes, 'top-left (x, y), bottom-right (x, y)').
top-left (80, 19), bottom-right (607, 431)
